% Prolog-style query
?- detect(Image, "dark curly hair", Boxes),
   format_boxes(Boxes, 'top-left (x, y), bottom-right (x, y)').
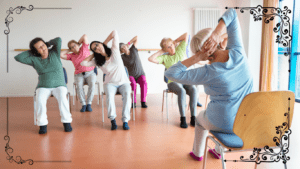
top-left (29, 37), bottom-right (51, 57)
top-left (90, 41), bottom-right (112, 67)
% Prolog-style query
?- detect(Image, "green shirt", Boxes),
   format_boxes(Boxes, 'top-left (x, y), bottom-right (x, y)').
top-left (14, 37), bottom-right (66, 89)
top-left (157, 40), bottom-right (187, 83)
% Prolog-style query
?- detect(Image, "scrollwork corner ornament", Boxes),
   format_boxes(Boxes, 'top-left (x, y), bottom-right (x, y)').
top-left (4, 5), bottom-right (34, 35)
top-left (4, 135), bottom-right (34, 165)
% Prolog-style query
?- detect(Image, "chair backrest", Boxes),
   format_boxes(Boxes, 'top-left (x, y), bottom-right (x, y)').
top-left (103, 66), bottom-right (129, 82)
top-left (94, 67), bottom-right (98, 75)
top-left (233, 91), bottom-right (295, 150)
top-left (164, 68), bottom-right (168, 84)
top-left (186, 35), bottom-right (191, 58)
top-left (63, 67), bottom-right (68, 84)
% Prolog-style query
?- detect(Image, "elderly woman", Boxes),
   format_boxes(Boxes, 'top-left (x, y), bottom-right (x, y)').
top-left (60, 34), bottom-right (96, 113)
top-left (165, 9), bottom-right (253, 160)
top-left (81, 30), bottom-right (131, 130)
top-left (14, 37), bottom-right (73, 134)
top-left (119, 36), bottom-right (148, 108)
top-left (148, 33), bottom-right (198, 128)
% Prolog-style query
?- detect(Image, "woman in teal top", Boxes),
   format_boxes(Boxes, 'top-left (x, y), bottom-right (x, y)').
top-left (15, 37), bottom-right (73, 134)
top-left (165, 9), bottom-right (253, 160)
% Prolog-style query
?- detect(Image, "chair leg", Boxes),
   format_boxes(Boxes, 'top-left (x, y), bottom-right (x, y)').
top-left (220, 147), bottom-right (226, 169)
top-left (203, 136), bottom-right (210, 169)
top-left (101, 92), bottom-right (104, 123)
top-left (132, 91), bottom-right (135, 121)
top-left (162, 90), bottom-right (165, 112)
top-left (97, 82), bottom-right (100, 105)
top-left (68, 92), bottom-right (71, 113)
top-left (73, 83), bottom-right (75, 105)
top-left (166, 91), bottom-right (169, 120)
top-left (34, 95), bottom-right (37, 125)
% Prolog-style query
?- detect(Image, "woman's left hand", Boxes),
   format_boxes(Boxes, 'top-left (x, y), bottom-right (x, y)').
top-left (196, 43), bottom-right (218, 61)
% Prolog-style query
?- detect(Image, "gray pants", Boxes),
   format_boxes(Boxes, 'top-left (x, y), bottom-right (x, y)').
top-left (74, 70), bottom-right (96, 106)
top-left (104, 83), bottom-right (131, 122)
top-left (167, 82), bottom-right (197, 117)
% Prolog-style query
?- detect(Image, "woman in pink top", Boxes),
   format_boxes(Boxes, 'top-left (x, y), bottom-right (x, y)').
top-left (61, 34), bottom-right (96, 112)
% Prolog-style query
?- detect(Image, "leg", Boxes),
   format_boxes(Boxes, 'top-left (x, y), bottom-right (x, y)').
top-left (118, 83), bottom-right (131, 123)
top-left (167, 82), bottom-right (187, 128)
top-left (35, 88), bottom-right (52, 126)
top-left (86, 71), bottom-right (97, 111)
top-left (75, 74), bottom-right (86, 112)
top-left (104, 84), bottom-right (118, 121)
top-left (184, 84), bottom-right (198, 126)
top-left (137, 75), bottom-right (148, 108)
top-left (52, 86), bottom-right (72, 124)
top-left (129, 76), bottom-right (137, 108)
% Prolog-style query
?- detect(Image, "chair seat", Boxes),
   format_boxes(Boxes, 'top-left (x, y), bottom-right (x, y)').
top-left (210, 131), bottom-right (243, 148)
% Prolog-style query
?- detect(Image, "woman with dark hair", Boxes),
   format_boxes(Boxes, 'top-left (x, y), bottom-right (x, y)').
top-left (165, 9), bottom-right (253, 161)
top-left (119, 36), bottom-right (148, 108)
top-left (60, 34), bottom-right (96, 112)
top-left (14, 37), bottom-right (73, 134)
top-left (81, 30), bottom-right (131, 130)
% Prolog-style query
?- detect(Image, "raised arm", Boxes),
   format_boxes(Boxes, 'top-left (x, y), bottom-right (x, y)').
top-left (60, 49), bottom-right (71, 60)
top-left (47, 37), bottom-right (62, 54)
top-left (126, 36), bottom-right (138, 48)
top-left (148, 50), bottom-right (165, 64)
top-left (81, 54), bottom-right (96, 67)
top-left (174, 32), bottom-right (188, 43)
top-left (78, 34), bottom-right (88, 45)
top-left (14, 50), bottom-right (34, 66)
top-left (204, 9), bottom-right (243, 51)
top-left (103, 30), bottom-right (118, 48)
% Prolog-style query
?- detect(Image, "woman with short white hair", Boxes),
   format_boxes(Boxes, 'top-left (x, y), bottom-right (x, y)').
top-left (165, 8), bottom-right (253, 161)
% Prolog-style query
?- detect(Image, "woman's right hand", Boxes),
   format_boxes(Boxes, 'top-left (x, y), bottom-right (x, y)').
top-left (196, 42), bottom-right (218, 61)
top-left (203, 32), bottom-right (221, 50)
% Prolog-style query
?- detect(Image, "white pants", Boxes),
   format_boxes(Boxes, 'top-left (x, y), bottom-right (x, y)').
top-left (192, 110), bottom-right (227, 157)
top-left (104, 83), bottom-right (131, 122)
top-left (35, 86), bottom-right (72, 126)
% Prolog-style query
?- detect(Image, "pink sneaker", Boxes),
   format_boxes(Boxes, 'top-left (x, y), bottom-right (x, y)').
top-left (189, 152), bottom-right (203, 161)
top-left (208, 149), bottom-right (221, 159)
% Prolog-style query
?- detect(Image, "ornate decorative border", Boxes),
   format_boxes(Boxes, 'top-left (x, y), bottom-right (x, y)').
top-left (4, 5), bottom-right (72, 165)
top-left (224, 5), bottom-right (292, 165)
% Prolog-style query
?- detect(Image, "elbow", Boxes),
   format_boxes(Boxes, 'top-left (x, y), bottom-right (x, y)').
top-left (148, 57), bottom-right (152, 62)
top-left (80, 61), bottom-right (86, 67)
top-left (164, 69), bottom-right (174, 79)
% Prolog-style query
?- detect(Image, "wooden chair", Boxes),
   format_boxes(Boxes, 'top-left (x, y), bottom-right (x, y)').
top-left (101, 67), bottom-right (135, 122)
top-left (72, 67), bottom-right (101, 105)
top-left (202, 91), bottom-right (295, 169)
top-left (33, 67), bottom-right (71, 125)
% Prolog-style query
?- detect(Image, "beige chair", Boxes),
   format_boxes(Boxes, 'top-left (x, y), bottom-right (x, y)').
top-left (73, 67), bottom-right (101, 105)
top-left (202, 91), bottom-right (295, 169)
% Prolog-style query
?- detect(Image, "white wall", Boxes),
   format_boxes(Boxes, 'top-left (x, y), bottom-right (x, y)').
top-left (0, 0), bottom-right (236, 97)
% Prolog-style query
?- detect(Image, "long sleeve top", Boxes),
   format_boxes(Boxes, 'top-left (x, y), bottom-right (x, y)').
top-left (14, 37), bottom-right (66, 89)
top-left (165, 9), bottom-right (253, 132)
top-left (81, 30), bottom-right (130, 86)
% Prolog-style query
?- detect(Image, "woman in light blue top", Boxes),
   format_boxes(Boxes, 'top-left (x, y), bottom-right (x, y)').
top-left (165, 9), bottom-right (253, 161)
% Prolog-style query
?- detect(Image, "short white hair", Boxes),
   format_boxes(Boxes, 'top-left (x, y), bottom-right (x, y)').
top-left (190, 28), bottom-right (213, 54)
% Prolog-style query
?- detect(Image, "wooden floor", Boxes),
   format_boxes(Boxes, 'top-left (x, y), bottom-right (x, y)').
top-left (0, 94), bottom-right (298, 169)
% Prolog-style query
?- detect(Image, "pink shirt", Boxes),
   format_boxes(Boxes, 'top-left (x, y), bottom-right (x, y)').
top-left (67, 42), bottom-right (95, 74)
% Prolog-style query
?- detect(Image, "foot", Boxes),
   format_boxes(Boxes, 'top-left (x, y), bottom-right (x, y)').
top-left (63, 123), bottom-right (72, 132)
top-left (111, 119), bottom-right (118, 130)
top-left (86, 104), bottom-right (92, 112)
top-left (208, 149), bottom-right (221, 159)
top-left (197, 102), bottom-right (202, 107)
top-left (190, 116), bottom-right (196, 127)
top-left (180, 117), bottom-right (188, 128)
top-left (189, 152), bottom-right (203, 161)
top-left (123, 122), bottom-right (130, 130)
top-left (80, 105), bottom-right (87, 112)
top-left (131, 103), bottom-right (136, 108)
top-left (39, 125), bottom-right (47, 134)
top-left (141, 102), bottom-right (148, 108)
